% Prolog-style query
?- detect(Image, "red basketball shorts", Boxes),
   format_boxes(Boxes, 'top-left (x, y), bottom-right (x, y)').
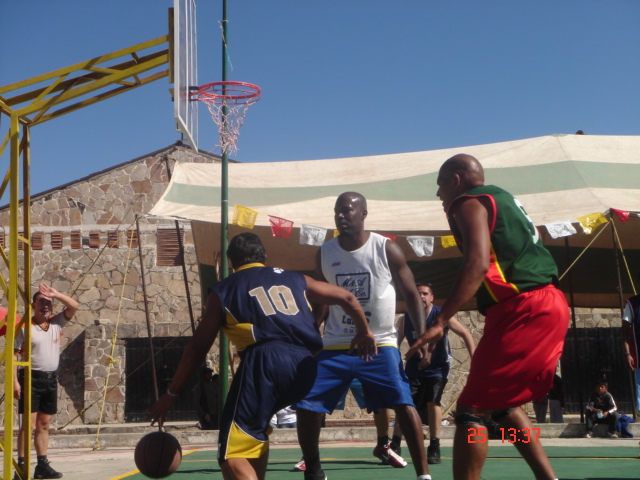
top-left (458, 285), bottom-right (569, 410)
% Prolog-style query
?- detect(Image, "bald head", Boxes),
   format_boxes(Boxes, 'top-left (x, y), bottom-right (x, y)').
top-left (439, 154), bottom-right (485, 189)
top-left (336, 191), bottom-right (367, 210)
top-left (436, 154), bottom-right (485, 211)
top-left (334, 191), bottom-right (368, 238)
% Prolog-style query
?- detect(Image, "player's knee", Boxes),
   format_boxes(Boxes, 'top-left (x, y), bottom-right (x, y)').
top-left (455, 412), bottom-right (485, 427)
top-left (490, 408), bottom-right (515, 423)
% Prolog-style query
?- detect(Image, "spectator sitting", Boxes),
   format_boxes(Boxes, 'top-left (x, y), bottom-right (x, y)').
top-left (584, 381), bottom-right (619, 438)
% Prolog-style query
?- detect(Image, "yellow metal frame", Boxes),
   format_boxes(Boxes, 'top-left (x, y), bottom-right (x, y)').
top-left (0, 34), bottom-right (170, 480)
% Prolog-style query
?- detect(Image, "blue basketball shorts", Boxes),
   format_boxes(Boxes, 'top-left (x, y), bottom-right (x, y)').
top-left (294, 346), bottom-right (413, 414)
top-left (217, 341), bottom-right (317, 462)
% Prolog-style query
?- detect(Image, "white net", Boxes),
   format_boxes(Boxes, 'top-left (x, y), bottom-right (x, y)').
top-left (201, 100), bottom-right (256, 156)
top-left (194, 82), bottom-right (260, 156)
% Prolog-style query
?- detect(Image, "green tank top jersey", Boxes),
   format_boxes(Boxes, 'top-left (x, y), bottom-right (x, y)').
top-left (447, 185), bottom-right (559, 313)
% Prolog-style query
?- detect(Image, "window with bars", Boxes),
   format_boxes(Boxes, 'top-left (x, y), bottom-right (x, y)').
top-left (156, 228), bottom-right (184, 266)
top-left (0, 231), bottom-right (5, 249)
top-left (70, 231), bottom-right (81, 249)
top-left (89, 231), bottom-right (100, 249)
top-left (107, 230), bottom-right (119, 248)
top-left (51, 231), bottom-right (63, 250)
top-left (32, 232), bottom-right (44, 250)
top-left (126, 230), bottom-right (139, 249)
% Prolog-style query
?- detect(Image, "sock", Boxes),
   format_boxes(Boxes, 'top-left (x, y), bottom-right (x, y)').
top-left (430, 437), bottom-right (440, 445)
top-left (17, 457), bottom-right (24, 467)
top-left (417, 475), bottom-right (432, 480)
top-left (391, 435), bottom-right (401, 446)
top-left (36, 456), bottom-right (47, 465)
top-left (377, 435), bottom-right (389, 446)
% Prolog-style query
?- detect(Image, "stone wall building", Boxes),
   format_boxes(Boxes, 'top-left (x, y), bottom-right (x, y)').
top-left (0, 143), bottom-right (219, 427)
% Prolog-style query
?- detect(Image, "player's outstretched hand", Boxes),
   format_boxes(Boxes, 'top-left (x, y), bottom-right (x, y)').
top-left (349, 331), bottom-right (377, 361)
top-left (147, 393), bottom-right (176, 428)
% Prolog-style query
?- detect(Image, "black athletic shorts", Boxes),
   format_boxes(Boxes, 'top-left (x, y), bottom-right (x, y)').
top-left (17, 370), bottom-right (58, 415)
top-left (409, 375), bottom-right (448, 411)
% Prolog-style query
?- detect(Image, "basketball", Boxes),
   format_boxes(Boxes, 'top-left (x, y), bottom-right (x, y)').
top-left (134, 431), bottom-right (182, 478)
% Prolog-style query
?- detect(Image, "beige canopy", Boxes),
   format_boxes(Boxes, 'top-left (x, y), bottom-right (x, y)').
top-left (150, 134), bottom-right (640, 308)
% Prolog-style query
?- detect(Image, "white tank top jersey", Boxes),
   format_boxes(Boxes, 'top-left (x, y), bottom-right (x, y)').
top-left (320, 232), bottom-right (397, 348)
top-left (14, 311), bottom-right (66, 372)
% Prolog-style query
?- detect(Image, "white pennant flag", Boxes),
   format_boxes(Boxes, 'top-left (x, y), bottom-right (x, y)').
top-left (545, 221), bottom-right (577, 239)
top-left (300, 224), bottom-right (327, 246)
top-left (407, 236), bottom-right (434, 257)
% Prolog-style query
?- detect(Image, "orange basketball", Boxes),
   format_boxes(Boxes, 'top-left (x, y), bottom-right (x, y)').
top-left (134, 431), bottom-right (182, 478)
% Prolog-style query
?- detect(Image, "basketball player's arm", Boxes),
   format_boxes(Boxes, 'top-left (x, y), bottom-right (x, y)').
top-left (386, 240), bottom-right (429, 361)
top-left (147, 291), bottom-right (224, 426)
top-left (311, 248), bottom-right (329, 327)
top-left (447, 316), bottom-right (476, 357)
top-left (406, 197), bottom-right (490, 359)
top-left (305, 275), bottom-right (377, 360)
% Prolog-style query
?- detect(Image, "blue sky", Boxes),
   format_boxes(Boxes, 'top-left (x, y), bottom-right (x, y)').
top-left (1, 0), bottom-right (639, 199)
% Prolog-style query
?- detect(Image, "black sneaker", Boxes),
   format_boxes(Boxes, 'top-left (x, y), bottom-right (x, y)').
top-left (427, 443), bottom-right (441, 464)
top-left (303, 468), bottom-right (327, 480)
top-left (34, 460), bottom-right (63, 479)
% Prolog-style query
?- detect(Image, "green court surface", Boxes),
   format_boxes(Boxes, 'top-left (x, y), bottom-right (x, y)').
top-left (124, 445), bottom-right (639, 480)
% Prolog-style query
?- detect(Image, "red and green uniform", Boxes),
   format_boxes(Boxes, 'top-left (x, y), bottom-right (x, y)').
top-left (448, 185), bottom-right (569, 409)
top-left (447, 184), bottom-right (559, 314)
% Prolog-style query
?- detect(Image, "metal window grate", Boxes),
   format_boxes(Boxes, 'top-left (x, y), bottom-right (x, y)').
top-left (51, 231), bottom-right (63, 250)
top-left (70, 231), bottom-right (81, 249)
top-left (32, 232), bottom-right (44, 250)
top-left (124, 337), bottom-right (198, 422)
top-left (107, 230), bottom-right (119, 248)
top-left (126, 230), bottom-right (139, 249)
top-left (157, 228), bottom-right (184, 266)
top-left (89, 231), bottom-right (100, 249)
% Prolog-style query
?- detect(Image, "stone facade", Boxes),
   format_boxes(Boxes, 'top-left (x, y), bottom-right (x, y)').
top-left (0, 144), bottom-right (219, 427)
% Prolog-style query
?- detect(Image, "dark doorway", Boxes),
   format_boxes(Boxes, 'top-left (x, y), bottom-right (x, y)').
top-left (124, 337), bottom-right (200, 422)
top-left (561, 327), bottom-right (634, 413)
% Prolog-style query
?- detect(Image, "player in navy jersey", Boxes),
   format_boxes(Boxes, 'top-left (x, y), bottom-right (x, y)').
top-left (148, 233), bottom-right (376, 480)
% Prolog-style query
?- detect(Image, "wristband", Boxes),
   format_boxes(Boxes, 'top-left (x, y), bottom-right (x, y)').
top-left (624, 352), bottom-right (632, 356)
top-left (167, 389), bottom-right (179, 397)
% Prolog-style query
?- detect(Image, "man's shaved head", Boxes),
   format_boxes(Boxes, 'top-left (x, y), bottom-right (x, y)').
top-left (439, 154), bottom-right (485, 189)
top-left (436, 154), bottom-right (485, 211)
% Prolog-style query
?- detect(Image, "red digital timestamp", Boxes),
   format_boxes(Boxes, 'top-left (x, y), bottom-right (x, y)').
top-left (467, 427), bottom-right (541, 443)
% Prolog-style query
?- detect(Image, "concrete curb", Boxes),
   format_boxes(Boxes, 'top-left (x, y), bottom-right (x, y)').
top-left (38, 421), bottom-right (640, 449)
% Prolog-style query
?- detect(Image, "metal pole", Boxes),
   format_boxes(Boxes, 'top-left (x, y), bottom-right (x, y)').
top-left (136, 217), bottom-right (159, 403)
top-left (564, 237), bottom-right (584, 422)
top-left (174, 220), bottom-right (196, 334)
top-left (218, 0), bottom-right (230, 407)
top-left (609, 214), bottom-right (636, 419)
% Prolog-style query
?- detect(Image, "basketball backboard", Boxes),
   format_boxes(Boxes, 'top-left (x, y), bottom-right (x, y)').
top-left (171, 0), bottom-right (198, 151)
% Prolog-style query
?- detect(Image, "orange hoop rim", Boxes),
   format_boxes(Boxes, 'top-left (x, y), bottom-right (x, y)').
top-left (192, 81), bottom-right (261, 105)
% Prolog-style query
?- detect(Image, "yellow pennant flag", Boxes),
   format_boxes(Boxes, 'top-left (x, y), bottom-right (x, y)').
top-left (441, 235), bottom-right (457, 248)
top-left (577, 212), bottom-right (608, 234)
top-left (233, 205), bottom-right (259, 229)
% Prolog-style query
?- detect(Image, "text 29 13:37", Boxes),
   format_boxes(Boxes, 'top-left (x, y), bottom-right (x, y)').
top-left (467, 427), bottom-right (541, 443)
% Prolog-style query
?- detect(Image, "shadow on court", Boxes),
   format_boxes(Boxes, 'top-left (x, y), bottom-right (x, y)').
top-left (122, 445), bottom-right (639, 480)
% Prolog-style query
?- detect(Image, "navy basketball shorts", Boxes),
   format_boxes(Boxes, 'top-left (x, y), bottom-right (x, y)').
top-left (217, 340), bottom-right (317, 462)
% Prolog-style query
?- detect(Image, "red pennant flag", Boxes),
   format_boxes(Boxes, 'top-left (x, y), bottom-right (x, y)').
top-left (0, 306), bottom-right (21, 336)
top-left (610, 208), bottom-right (630, 223)
top-left (268, 215), bottom-right (294, 239)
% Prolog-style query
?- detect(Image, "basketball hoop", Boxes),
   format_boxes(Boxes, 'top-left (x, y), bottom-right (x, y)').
top-left (191, 81), bottom-right (260, 155)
